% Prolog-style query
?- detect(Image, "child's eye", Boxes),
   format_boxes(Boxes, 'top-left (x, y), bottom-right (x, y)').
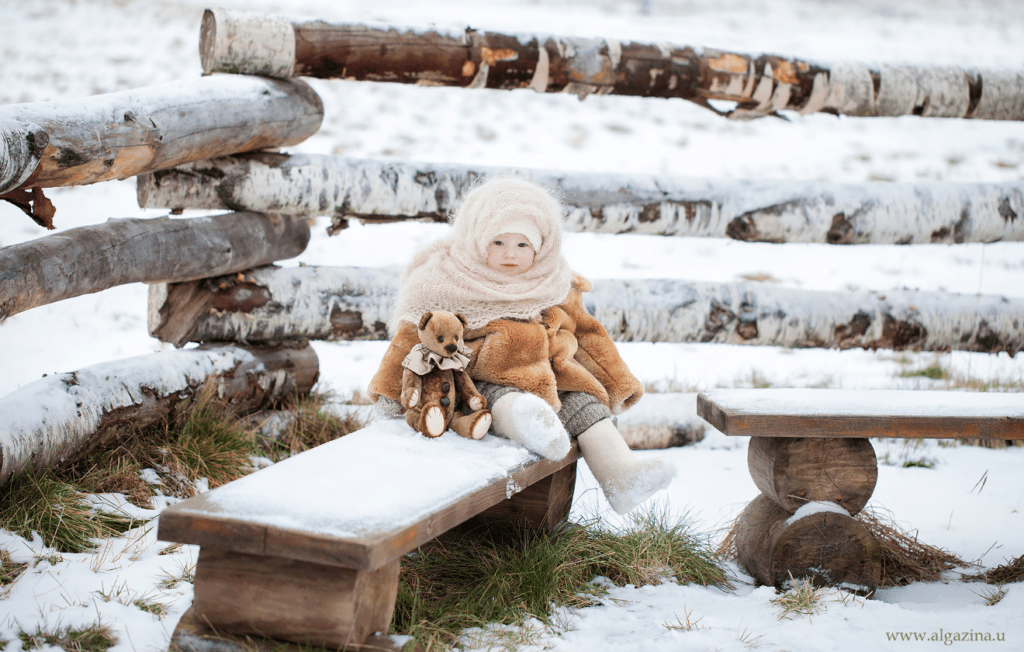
top-left (517, 242), bottom-right (529, 248)
top-left (493, 240), bottom-right (503, 246)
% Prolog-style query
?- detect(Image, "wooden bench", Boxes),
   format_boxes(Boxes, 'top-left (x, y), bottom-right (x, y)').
top-left (158, 419), bottom-right (579, 651)
top-left (697, 388), bottom-right (1023, 592)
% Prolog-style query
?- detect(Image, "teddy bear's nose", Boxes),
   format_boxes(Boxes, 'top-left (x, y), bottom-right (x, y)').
top-left (445, 343), bottom-right (458, 354)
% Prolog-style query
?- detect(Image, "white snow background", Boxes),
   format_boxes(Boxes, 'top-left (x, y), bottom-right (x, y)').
top-left (2, 0), bottom-right (1024, 650)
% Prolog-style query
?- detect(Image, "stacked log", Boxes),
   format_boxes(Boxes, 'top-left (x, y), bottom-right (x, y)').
top-left (145, 265), bottom-right (1024, 357)
top-left (0, 344), bottom-right (319, 483)
top-left (197, 9), bottom-right (1024, 122)
top-left (1, 75), bottom-right (322, 228)
top-left (0, 212), bottom-right (310, 323)
top-left (136, 153), bottom-right (1024, 245)
top-left (735, 437), bottom-right (881, 592)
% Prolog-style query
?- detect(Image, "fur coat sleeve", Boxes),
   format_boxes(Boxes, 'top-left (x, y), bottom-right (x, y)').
top-left (543, 275), bottom-right (644, 415)
top-left (367, 321), bottom-right (421, 407)
top-left (367, 275), bottom-right (643, 415)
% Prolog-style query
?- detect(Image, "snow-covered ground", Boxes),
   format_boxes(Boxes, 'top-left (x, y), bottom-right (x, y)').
top-left (2, 0), bottom-right (1023, 650)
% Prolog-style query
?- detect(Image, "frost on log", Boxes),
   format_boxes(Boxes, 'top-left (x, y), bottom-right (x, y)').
top-left (199, 8), bottom-right (1024, 121)
top-left (148, 266), bottom-right (1023, 357)
top-left (137, 153), bottom-right (1024, 244)
top-left (0, 344), bottom-right (319, 484)
top-left (0, 212), bottom-right (310, 323)
top-left (0, 75), bottom-right (322, 227)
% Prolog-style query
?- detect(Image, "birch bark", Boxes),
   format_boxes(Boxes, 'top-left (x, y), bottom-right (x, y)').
top-left (137, 154), bottom-right (1024, 244)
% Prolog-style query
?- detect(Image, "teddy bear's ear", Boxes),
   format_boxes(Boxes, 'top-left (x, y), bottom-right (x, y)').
top-left (454, 312), bottom-right (468, 327)
top-left (418, 312), bottom-right (434, 330)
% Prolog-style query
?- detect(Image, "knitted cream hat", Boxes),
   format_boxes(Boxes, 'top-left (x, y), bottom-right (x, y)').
top-left (493, 218), bottom-right (542, 251)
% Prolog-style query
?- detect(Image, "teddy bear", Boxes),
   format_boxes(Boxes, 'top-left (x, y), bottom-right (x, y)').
top-left (400, 311), bottom-right (492, 440)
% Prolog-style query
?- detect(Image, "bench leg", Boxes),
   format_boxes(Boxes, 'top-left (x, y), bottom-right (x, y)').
top-left (738, 436), bottom-right (881, 593)
top-left (478, 461), bottom-right (577, 532)
top-left (190, 547), bottom-right (400, 649)
top-left (735, 493), bottom-right (881, 592)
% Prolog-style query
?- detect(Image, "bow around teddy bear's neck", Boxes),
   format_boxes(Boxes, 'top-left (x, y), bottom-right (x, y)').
top-left (402, 343), bottom-right (472, 375)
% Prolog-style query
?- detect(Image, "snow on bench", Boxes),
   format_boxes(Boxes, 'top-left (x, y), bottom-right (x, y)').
top-left (697, 388), bottom-right (1023, 440)
top-left (158, 418), bottom-right (578, 650)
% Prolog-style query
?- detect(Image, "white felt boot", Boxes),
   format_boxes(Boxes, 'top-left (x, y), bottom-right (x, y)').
top-left (578, 419), bottom-right (676, 515)
top-left (490, 392), bottom-right (571, 461)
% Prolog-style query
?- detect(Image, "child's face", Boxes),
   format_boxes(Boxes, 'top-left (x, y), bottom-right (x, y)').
top-left (486, 232), bottom-right (536, 275)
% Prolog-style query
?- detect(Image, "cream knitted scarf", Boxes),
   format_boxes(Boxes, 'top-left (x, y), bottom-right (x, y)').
top-left (390, 178), bottom-right (575, 332)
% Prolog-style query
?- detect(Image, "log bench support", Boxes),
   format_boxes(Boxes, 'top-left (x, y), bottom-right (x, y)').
top-left (192, 550), bottom-right (400, 649)
top-left (698, 388), bottom-right (1024, 593)
top-left (160, 427), bottom-right (579, 651)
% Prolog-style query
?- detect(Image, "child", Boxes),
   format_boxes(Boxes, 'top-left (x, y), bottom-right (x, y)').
top-left (368, 177), bottom-right (675, 514)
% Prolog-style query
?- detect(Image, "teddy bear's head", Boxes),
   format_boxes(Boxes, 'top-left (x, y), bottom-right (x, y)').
top-left (417, 311), bottom-right (468, 357)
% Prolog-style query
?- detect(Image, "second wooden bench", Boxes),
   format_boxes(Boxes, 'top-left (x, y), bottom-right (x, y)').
top-left (697, 388), bottom-right (1023, 592)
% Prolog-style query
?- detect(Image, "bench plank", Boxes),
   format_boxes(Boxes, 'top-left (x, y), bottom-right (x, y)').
top-left (697, 389), bottom-right (1023, 440)
top-left (158, 420), bottom-right (579, 570)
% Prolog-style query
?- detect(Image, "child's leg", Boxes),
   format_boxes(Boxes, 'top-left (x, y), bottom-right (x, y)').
top-left (470, 381), bottom-right (569, 460)
top-left (490, 391), bottom-right (571, 461)
top-left (577, 418), bottom-right (676, 515)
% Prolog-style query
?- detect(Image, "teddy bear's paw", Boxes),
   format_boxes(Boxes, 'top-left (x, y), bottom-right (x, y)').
top-left (469, 395), bottom-right (485, 411)
top-left (470, 412), bottom-right (492, 440)
top-left (424, 405), bottom-right (447, 437)
top-left (402, 388), bottom-right (419, 409)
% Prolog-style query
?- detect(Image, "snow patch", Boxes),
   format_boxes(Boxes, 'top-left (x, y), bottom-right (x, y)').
top-left (784, 501), bottom-right (852, 527)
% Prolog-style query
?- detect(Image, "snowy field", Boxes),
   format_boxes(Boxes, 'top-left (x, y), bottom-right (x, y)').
top-left (2, 0), bottom-right (1024, 650)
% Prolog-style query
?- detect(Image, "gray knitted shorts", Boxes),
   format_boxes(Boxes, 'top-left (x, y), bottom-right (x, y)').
top-left (471, 381), bottom-right (611, 438)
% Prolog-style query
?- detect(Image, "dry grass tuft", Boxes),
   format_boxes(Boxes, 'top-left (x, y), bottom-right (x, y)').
top-left (3, 384), bottom-right (364, 554)
top-left (258, 391), bottom-right (365, 461)
top-left (18, 622), bottom-right (117, 652)
top-left (0, 473), bottom-right (136, 554)
top-left (770, 575), bottom-right (826, 620)
top-left (966, 554), bottom-right (1024, 586)
top-left (393, 506), bottom-right (729, 648)
top-left (1, 549), bottom-right (27, 587)
top-left (858, 508), bottom-right (967, 586)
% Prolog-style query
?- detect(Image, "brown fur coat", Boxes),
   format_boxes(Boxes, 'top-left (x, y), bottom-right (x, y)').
top-left (369, 276), bottom-right (644, 414)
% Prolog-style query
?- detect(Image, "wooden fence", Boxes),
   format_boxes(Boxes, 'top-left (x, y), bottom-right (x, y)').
top-left (1, 8), bottom-right (1023, 483)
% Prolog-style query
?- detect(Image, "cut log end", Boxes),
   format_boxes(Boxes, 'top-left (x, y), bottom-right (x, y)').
top-left (199, 7), bottom-right (297, 78)
top-left (198, 10), bottom-right (217, 73)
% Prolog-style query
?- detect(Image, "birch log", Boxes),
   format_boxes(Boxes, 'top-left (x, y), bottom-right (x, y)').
top-left (0, 74), bottom-right (322, 208)
top-left (137, 154), bottom-right (1024, 244)
top-left (147, 265), bottom-right (1024, 356)
top-left (0, 212), bottom-right (309, 323)
top-left (0, 343), bottom-right (318, 483)
top-left (149, 265), bottom-right (397, 347)
top-left (198, 8), bottom-right (1024, 121)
